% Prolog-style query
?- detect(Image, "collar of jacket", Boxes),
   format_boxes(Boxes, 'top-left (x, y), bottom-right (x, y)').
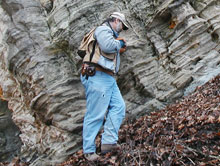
top-left (103, 22), bottom-right (119, 38)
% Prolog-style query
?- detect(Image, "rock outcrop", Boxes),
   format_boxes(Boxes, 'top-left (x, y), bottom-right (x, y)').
top-left (0, 0), bottom-right (220, 165)
top-left (0, 100), bottom-right (21, 162)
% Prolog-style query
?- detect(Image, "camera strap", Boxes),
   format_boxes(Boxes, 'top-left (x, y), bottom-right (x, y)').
top-left (85, 39), bottom-right (97, 80)
top-left (107, 21), bottom-right (117, 38)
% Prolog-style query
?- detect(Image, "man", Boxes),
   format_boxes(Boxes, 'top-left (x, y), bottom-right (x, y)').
top-left (80, 12), bottom-right (129, 161)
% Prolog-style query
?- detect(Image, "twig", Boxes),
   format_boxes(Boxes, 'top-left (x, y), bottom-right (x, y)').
top-left (138, 150), bottom-right (141, 166)
top-left (180, 160), bottom-right (187, 166)
top-left (152, 128), bottom-right (159, 146)
top-left (184, 145), bottom-right (220, 160)
top-left (130, 151), bottom-right (139, 165)
top-left (187, 157), bottom-right (196, 165)
top-left (175, 142), bottom-right (220, 161)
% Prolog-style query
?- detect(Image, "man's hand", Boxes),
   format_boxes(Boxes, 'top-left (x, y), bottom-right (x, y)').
top-left (116, 37), bottom-right (126, 54)
top-left (119, 47), bottom-right (126, 54)
top-left (116, 37), bottom-right (126, 43)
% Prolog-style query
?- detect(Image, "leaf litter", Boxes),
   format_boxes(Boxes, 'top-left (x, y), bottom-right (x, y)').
top-left (59, 75), bottom-right (220, 166)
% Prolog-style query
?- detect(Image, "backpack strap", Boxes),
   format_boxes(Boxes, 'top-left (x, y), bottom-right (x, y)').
top-left (107, 21), bottom-right (118, 38)
top-left (78, 28), bottom-right (96, 59)
top-left (89, 39), bottom-right (97, 63)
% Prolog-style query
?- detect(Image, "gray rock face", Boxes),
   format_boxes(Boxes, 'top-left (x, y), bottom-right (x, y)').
top-left (0, 0), bottom-right (220, 165)
top-left (0, 100), bottom-right (21, 162)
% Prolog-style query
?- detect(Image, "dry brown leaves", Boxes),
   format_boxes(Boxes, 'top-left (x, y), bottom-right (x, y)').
top-left (0, 157), bottom-right (29, 166)
top-left (59, 75), bottom-right (220, 166)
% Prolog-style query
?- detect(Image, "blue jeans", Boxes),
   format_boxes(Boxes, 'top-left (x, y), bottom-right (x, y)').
top-left (81, 71), bottom-right (126, 154)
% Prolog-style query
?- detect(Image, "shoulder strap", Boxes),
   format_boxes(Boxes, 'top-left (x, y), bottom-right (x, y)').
top-left (107, 21), bottom-right (118, 38)
top-left (78, 28), bottom-right (96, 59)
top-left (89, 39), bottom-right (97, 62)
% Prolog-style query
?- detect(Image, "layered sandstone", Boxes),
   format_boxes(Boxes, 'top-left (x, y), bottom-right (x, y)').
top-left (0, 0), bottom-right (220, 165)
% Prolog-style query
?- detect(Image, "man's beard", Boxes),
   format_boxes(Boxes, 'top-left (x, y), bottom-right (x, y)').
top-left (115, 23), bottom-right (122, 33)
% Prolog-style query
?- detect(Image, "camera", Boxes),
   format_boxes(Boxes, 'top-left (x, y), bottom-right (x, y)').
top-left (86, 65), bottom-right (96, 76)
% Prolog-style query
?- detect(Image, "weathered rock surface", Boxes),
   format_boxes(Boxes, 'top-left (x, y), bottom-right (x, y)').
top-left (0, 100), bottom-right (21, 162)
top-left (0, 0), bottom-right (220, 165)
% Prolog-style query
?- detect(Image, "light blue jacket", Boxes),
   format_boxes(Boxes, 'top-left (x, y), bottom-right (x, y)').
top-left (94, 24), bottom-right (122, 73)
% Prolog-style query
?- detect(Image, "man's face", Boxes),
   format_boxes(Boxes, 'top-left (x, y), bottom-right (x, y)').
top-left (115, 19), bottom-right (123, 33)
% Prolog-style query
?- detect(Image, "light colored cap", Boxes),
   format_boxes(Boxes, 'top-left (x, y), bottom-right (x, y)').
top-left (110, 12), bottom-right (129, 30)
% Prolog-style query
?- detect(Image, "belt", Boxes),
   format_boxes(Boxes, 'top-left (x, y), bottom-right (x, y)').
top-left (82, 63), bottom-right (114, 76)
top-left (95, 66), bottom-right (114, 76)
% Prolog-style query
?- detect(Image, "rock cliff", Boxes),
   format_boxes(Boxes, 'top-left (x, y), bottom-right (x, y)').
top-left (0, 0), bottom-right (220, 165)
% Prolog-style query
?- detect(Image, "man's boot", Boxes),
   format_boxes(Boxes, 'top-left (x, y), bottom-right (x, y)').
top-left (101, 144), bottom-right (121, 154)
top-left (84, 153), bottom-right (100, 161)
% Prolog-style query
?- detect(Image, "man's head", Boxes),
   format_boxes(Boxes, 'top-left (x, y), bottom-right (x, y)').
top-left (109, 12), bottom-right (129, 33)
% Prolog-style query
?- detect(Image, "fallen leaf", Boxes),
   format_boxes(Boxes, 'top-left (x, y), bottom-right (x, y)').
top-left (178, 124), bottom-right (184, 130)
top-left (169, 20), bottom-right (177, 29)
top-left (199, 162), bottom-right (206, 166)
top-left (175, 144), bottom-right (184, 152)
top-left (207, 116), bottom-right (215, 123)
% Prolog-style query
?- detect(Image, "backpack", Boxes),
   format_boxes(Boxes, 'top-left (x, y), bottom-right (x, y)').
top-left (77, 26), bottom-right (117, 71)
top-left (77, 28), bottom-right (96, 59)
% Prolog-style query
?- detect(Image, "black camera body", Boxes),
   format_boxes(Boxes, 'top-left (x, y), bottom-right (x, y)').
top-left (85, 65), bottom-right (96, 76)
